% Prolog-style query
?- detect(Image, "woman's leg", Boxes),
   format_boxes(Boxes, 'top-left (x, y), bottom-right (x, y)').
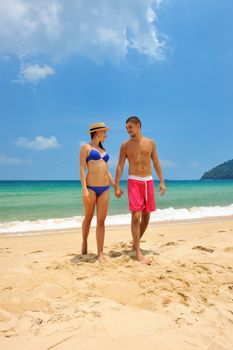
top-left (81, 189), bottom-right (96, 254)
top-left (96, 189), bottom-right (110, 262)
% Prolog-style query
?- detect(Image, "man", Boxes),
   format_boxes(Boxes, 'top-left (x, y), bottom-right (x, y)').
top-left (115, 116), bottom-right (166, 265)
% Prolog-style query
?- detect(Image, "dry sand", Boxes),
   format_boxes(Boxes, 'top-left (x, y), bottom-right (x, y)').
top-left (0, 218), bottom-right (233, 349)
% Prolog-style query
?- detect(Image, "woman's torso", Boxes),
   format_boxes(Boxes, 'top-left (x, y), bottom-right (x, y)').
top-left (86, 146), bottom-right (110, 186)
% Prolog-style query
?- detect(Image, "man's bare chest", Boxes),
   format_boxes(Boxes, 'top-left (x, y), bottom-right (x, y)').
top-left (126, 144), bottom-right (152, 159)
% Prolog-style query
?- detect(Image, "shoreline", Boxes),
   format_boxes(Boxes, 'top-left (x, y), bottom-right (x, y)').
top-left (0, 214), bottom-right (233, 238)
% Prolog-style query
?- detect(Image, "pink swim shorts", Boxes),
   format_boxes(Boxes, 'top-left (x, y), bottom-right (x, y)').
top-left (128, 175), bottom-right (156, 213)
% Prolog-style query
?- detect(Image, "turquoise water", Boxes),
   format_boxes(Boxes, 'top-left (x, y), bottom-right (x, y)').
top-left (0, 180), bottom-right (233, 223)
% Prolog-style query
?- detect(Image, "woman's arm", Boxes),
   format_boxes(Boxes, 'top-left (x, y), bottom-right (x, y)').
top-left (107, 167), bottom-right (115, 187)
top-left (79, 144), bottom-right (89, 199)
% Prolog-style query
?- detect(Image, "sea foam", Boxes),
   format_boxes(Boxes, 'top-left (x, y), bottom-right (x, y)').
top-left (0, 204), bottom-right (233, 235)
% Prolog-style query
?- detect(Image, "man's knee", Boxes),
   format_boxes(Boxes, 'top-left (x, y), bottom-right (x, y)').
top-left (132, 212), bottom-right (141, 225)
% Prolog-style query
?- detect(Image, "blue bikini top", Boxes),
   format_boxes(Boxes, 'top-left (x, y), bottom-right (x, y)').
top-left (86, 148), bottom-right (110, 163)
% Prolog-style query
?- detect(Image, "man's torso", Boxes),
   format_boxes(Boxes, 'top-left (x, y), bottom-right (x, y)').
top-left (125, 137), bottom-right (153, 177)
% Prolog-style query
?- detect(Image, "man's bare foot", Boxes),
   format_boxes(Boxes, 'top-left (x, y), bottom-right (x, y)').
top-left (81, 242), bottom-right (87, 255)
top-left (98, 254), bottom-right (108, 263)
top-left (136, 253), bottom-right (151, 265)
top-left (131, 239), bottom-right (143, 251)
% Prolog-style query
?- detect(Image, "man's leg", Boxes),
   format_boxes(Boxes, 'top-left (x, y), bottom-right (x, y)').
top-left (139, 178), bottom-right (155, 240)
top-left (131, 211), bottom-right (150, 250)
top-left (140, 211), bottom-right (150, 239)
top-left (131, 211), bottom-right (151, 265)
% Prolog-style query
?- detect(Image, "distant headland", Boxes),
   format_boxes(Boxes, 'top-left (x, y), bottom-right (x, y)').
top-left (201, 159), bottom-right (233, 180)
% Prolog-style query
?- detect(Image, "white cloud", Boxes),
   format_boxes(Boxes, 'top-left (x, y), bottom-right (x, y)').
top-left (146, 6), bottom-right (157, 24)
top-left (0, 0), bottom-right (166, 76)
top-left (155, 0), bottom-right (163, 8)
top-left (14, 63), bottom-right (55, 84)
top-left (0, 155), bottom-right (32, 165)
top-left (161, 159), bottom-right (178, 168)
top-left (16, 135), bottom-right (61, 150)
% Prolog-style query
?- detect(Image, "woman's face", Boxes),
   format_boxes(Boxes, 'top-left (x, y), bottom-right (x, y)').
top-left (97, 130), bottom-right (107, 142)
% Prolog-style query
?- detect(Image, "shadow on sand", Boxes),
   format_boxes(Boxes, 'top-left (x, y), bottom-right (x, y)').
top-left (71, 253), bottom-right (98, 264)
top-left (108, 248), bottom-right (159, 260)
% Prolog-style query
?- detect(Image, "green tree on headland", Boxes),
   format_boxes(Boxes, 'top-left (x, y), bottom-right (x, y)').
top-left (201, 159), bottom-right (233, 180)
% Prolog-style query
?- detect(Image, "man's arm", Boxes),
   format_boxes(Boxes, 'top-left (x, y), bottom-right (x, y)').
top-left (151, 141), bottom-right (166, 196)
top-left (115, 142), bottom-right (127, 197)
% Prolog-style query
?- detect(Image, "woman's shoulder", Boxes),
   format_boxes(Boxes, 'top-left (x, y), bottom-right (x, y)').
top-left (81, 142), bottom-right (91, 150)
top-left (80, 143), bottom-right (91, 156)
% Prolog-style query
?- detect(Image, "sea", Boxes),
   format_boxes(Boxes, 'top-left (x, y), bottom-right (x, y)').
top-left (0, 180), bottom-right (233, 235)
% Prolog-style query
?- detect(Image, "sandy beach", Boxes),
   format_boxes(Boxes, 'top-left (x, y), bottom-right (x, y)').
top-left (0, 218), bottom-right (233, 350)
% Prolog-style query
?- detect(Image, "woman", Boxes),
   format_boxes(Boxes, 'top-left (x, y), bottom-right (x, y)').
top-left (79, 122), bottom-right (115, 263)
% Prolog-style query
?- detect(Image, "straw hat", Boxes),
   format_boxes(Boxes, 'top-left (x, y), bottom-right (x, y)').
top-left (87, 122), bottom-right (110, 134)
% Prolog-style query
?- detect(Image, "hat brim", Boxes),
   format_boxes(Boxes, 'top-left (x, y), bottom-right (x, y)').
top-left (87, 127), bottom-right (109, 134)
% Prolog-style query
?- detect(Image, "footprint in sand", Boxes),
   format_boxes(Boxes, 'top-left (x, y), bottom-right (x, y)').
top-left (175, 316), bottom-right (192, 326)
top-left (0, 285), bottom-right (13, 291)
top-left (46, 263), bottom-right (65, 270)
top-left (0, 247), bottom-right (12, 254)
top-left (161, 241), bottom-right (177, 247)
top-left (192, 245), bottom-right (214, 253)
top-left (32, 282), bottom-right (68, 298)
top-left (64, 252), bottom-right (77, 257)
top-left (108, 251), bottom-right (122, 258)
top-left (71, 254), bottom-right (97, 264)
top-left (223, 247), bottom-right (233, 252)
top-left (218, 230), bottom-right (226, 233)
top-left (24, 250), bottom-right (43, 256)
top-left (118, 242), bottom-right (130, 249)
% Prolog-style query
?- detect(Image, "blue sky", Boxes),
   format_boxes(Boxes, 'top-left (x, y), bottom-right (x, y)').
top-left (0, 0), bottom-right (232, 180)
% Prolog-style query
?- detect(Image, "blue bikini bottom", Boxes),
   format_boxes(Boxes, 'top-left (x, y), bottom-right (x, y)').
top-left (87, 185), bottom-right (109, 197)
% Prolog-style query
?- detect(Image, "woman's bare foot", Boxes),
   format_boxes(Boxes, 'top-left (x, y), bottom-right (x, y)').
top-left (98, 253), bottom-right (108, 263)
top-left (81, 242), bottom-right (88, 255)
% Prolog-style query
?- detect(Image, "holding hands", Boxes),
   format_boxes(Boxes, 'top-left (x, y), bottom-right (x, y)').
top-left (114, 186), bottom-right (124, 199)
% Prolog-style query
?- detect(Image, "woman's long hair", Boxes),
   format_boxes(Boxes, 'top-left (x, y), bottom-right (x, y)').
top-left (90, 132), bottom-right (105, 150)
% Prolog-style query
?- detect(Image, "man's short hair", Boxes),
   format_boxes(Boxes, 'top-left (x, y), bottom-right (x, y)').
top-left (125, 116), bottom-right (142, 128)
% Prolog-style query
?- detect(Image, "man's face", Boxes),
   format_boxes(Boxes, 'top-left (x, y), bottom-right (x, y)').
top-left (126, 122), bottom-right (140, 137)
